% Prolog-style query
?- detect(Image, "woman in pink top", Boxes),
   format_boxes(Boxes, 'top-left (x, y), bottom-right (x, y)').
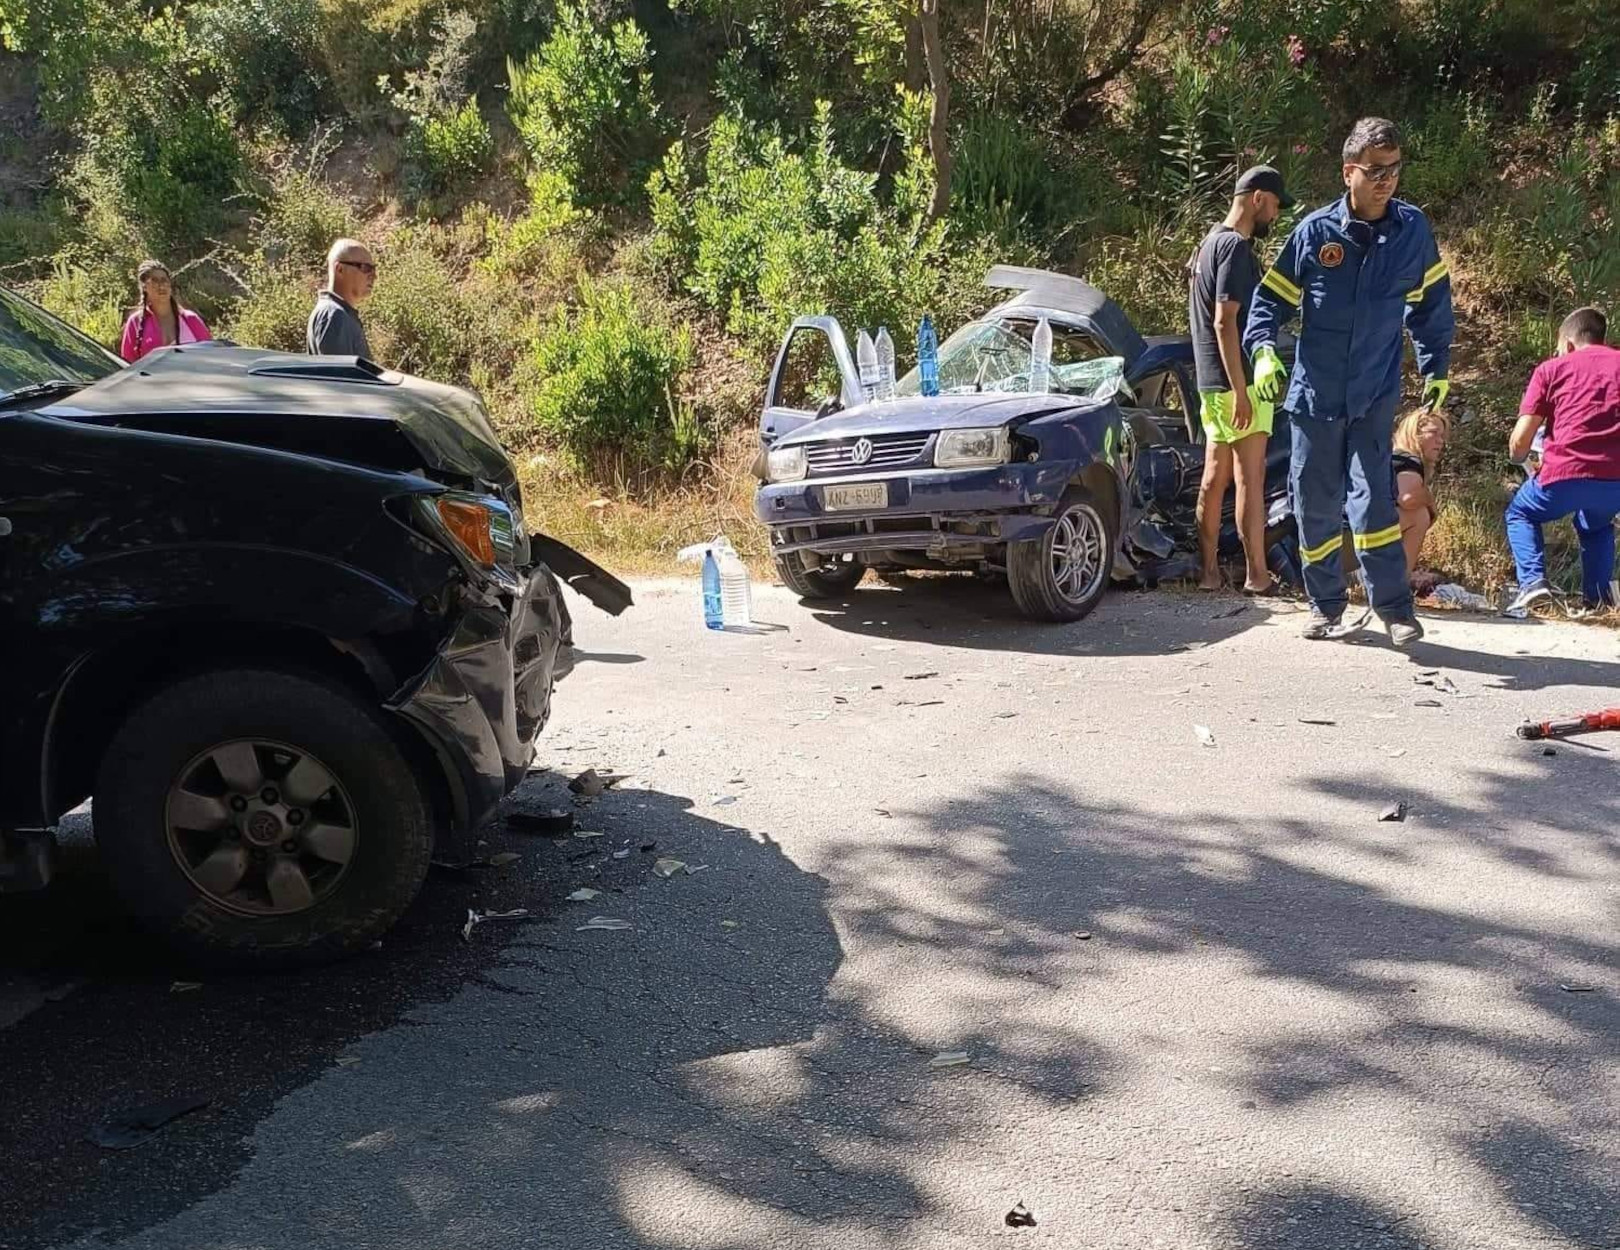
top-left (118, 260), bottom-right (211, 363)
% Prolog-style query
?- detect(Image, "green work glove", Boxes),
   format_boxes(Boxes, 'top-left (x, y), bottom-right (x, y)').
top-left (1423, 377), bottom-right (1450, 412)
top-left (1252, 345), bottom-right (1287, 403)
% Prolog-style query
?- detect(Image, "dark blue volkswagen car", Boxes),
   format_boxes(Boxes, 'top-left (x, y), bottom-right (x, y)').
top-left (755, 267), bottom-right (1294, 622)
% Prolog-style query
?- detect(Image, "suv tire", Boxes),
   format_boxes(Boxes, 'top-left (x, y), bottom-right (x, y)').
top-left (774, 553), bottom-right (865, 599)
top-left (1007, 484), bottom-right (1117, 622)
top-left (95, 668), bottom-right (434, 968)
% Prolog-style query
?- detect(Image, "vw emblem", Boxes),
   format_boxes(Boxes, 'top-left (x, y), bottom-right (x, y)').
top-left (850, 438), bottom-right (874, 466)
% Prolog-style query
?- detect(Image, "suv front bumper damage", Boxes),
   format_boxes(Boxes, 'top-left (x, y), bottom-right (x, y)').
top-left (389, 565), bottom-right (565, 829)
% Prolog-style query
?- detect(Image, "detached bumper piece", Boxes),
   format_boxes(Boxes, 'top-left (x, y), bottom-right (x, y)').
top-left (390, 566), bottom-right (565, 829)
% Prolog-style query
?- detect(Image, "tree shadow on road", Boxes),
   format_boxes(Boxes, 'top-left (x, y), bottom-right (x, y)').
top-left (7, 765), bottom-right (1616, 1250)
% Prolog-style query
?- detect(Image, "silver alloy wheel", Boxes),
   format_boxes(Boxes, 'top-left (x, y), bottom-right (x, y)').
top-left (164, 739), bottom-right (358, 916)
top-left (1049, 502), bottom-right (1107, 603)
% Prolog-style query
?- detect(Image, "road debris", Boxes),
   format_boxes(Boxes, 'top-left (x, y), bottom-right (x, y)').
top-left (88, 1095), bottom-right (209, 1150)
top-left (639, 840), bottom-right (658, 853)
top-left (1005, 1203), bottom-right (1039, 1229)
top-left (652, 858), bottom-right (688, 879)
top-left (566, 888), bottom-right (602, 901)
top-left (1194, 724), bottom-right (1216, 748)
top-left (1414, 699), bottom-right (1443, 708)
top-left (1298, 717), bottom-right (1336, 726)
top-left (1379, 802), bottom-right (1407, 823)
top-left (904, 671), bottom-right (940, 681)
top-left (572, 829), bottom-right (603, 839)
top-left (611, 849), bottom-right (631, 859)
top-left (1212, 603), bottom-right (1250, 619)
top-left (929, 1051), bottom-right (971, 1069)
top-left (713, 795), bottom-right (739, 807)
top-left (1072, 931), bottom-right (1093, 941)
top-left (488, 852), bottom-right (521, 868)
top-left (577, 916), bottom-right (632, 932)
top-left (335, 1056), bottom-right (362, 1068)
top-left (1542, 746), bottom-right (1557, 757)
top-left (507, 809), bottom-right (574, 836)
top-left (169, 981), bottom-right (202, 994)
top-left (569, 768), bottom-right (627, 797)
top-left (1386, 747), bottom-right (1408, 758)
top-left (1415, 673), bottom-right (1459, 694)
top-left (462, 907), bottom-right (531, 940)
top-left (720, 920), bottom-right (739, 929)
top-left (1560, 982), bottom-right (1596, 993)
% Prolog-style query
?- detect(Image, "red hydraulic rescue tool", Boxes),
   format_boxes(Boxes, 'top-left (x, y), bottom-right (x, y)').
top-left (1516, 707), bottom-right (1620, 740)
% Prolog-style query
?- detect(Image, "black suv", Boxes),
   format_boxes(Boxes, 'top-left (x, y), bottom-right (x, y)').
top-left (0, 289), bottom-right (630, 965)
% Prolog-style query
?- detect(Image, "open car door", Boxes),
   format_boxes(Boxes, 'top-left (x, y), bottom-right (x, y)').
top-left (760, 316), bottom-right (865, 449)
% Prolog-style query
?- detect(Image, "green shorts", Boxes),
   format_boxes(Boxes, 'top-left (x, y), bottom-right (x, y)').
top-left (1199, 386), bottom-right (1274, 445)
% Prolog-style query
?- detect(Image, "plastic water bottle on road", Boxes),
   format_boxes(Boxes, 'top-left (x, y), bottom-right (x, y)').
top-left (917, 315), bottom-right (939, 396)
top-left (1030, 317), bottom-right (1052, 394)
top-left (856, 329), bottom-right (880, 403)
top-left (714, 537), bottom-right (753, 628)
top-left (874, 327), bottom-right (896, 401)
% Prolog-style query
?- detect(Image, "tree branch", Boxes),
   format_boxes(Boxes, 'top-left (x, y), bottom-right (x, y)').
top-left (919, 0), bottom-right (952, 222)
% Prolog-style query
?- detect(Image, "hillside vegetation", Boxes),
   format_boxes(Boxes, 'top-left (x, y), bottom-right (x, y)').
top-left (1, 0), bottom-right (1616, 585)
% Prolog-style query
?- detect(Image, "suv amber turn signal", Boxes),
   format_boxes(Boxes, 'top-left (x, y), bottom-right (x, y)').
top-left (435, 496), bottom-right (495, 566)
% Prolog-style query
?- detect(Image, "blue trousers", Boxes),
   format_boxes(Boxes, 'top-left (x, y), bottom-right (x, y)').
top-left (1291, 411), bottom-right (1412, 620)
top-left (1504, 476), bottom-right (1620, 603)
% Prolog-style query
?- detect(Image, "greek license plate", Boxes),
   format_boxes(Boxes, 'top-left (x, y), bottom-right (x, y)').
top-left (823, 482), bottom-right (889, 511)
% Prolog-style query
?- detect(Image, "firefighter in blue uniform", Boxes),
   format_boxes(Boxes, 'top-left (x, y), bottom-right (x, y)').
top-left (1244, 117), bottom-right (1454, 646)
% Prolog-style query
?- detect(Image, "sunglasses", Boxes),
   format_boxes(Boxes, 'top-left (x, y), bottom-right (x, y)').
top-left (339, 260), bottom-right (378, 275)
top-left (1347, 160), bottom-right (1403, 184)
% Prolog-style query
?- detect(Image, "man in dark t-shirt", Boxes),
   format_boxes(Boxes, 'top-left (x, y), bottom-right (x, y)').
top-left (1187, 165), bottom-right (1292, 592)
top-left (1504, 306), bottom-right (1620, 615)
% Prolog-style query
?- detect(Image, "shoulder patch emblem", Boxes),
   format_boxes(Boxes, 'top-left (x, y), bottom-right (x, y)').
top-left (1319, 242), bottom-right (1345, 268)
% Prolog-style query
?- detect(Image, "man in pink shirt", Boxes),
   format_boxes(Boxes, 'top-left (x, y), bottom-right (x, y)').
top-left (1504, 306), bottom-right (1620, 614)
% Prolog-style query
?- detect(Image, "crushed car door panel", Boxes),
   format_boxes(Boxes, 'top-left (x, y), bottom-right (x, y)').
top-left (761, 316), bottom-right (865, 448)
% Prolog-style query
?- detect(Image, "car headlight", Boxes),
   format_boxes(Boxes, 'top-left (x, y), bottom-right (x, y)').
top-left (934, 427), bottom-right (1011, 468)
top-left (768, 446), bottom-right (808, 482)
top-left (421, 491), bottom-right (517, 569)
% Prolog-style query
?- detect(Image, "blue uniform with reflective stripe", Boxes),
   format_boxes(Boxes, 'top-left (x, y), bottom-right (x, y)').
top-left (1243, 196), bottom-right (1455, 623)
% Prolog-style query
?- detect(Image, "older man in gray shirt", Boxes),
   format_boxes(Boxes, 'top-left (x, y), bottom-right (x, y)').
top-left (307, 238), bottom-right (377, 358)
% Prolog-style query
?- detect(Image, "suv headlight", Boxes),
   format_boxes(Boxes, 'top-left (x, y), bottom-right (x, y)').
top-left (934, 427), bottom-right (1010, 468)
top-left (420, 491), bottom-right (517, 569)
top-left (768, 446), bottom-right (808, 482)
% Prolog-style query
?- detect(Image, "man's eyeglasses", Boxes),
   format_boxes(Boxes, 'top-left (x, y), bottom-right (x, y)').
top-left (1347, 160), bottom-right (1403, 184)
top-left (339, 260), bottom-right (378, 275)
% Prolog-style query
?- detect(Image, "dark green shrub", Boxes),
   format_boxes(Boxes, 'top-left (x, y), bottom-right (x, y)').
top-left (190, 0), bottom-right (330, 133)
top-left (526, 279), bottom-right (701, 472)
top-left (506, 0), bottom-right (662, 207)
top-left (402, 99), bottom-right (494, 203)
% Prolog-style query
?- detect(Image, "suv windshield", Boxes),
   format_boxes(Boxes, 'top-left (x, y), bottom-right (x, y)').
top-left (0, 287), bottom-right (121, 399)
top-left (898, 320), bottom-right (1126, 400)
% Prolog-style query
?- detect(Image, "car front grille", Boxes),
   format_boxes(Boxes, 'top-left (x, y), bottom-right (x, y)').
top-left (804, 433), bottom-right (932, 474)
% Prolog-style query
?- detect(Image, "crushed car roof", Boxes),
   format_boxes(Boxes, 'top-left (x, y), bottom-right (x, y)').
top-left (984, 265), bottom-right (1148, 367)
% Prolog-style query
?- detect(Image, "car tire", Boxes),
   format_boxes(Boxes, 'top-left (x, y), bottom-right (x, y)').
top-left (774, 553), bottom-right (865, 599)
top-left (1007, 484), bottom-right (1117, 622)
top-left (94, 668), bottom-right (435, 969)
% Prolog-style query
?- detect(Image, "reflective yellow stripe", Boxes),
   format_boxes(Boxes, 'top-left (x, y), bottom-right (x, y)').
top-left (1352, 524), bottom-right (1403, 551)
top-left (1261, 268), bottom-right (1302, 305)
top-left (1407, 261), bottom-right (1449, 303)
top-left (1300, 533), bottom-right (1342, 565)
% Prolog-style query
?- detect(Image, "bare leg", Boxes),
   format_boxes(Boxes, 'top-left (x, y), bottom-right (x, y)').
top-left (1233, 432), bottom-right (1271, 590)
top-left (1196, 442), bottom-right (1234, 590)
top-left (1396, 471), bottom-right (1432, 578)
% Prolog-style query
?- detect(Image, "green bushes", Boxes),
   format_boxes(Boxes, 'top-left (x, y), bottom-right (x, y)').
top-left (648, 103), bottom-right (970, 353)
top-left (505, 1), bottom-right (662, 206)
top-left (191, 0), bottom-right (330, 133)
top-left (402, 99), bottom-right (494, 203)
top-left (526, 280), bottom-right (702, 473)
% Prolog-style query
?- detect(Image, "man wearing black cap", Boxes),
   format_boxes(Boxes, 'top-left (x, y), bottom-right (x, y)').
top-left (1188, 165), bottom-right (1293, 593)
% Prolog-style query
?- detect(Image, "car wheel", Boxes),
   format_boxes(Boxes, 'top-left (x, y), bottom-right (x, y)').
top-left (774, 553), bottom-right (866, 599)
top-left (1007, 484), bottom-right (1117, 622)
top-left (94, 668), bottom-right (435, 969)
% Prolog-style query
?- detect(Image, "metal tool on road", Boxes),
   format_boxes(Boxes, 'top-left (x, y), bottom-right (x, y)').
top-left (1515, 707), bottom-right (1620, 740)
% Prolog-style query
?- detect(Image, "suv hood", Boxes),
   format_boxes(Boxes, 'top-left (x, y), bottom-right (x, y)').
top-left (773, 393), bottom-right (1103, 446)
top-left (44, 344), bottom-right (512, 487)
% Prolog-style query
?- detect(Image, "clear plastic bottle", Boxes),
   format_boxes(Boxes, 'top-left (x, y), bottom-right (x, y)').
top-left (856, 329), bottom-right (880, 402)
top-left (917, 315), bottom-right (939, 397)
top-left (874, 326), bottom-right (896, 401)
top-left (1030, 317), bottom-right (1052, 394)
top-left (714, 537), bottom-right (753, 628)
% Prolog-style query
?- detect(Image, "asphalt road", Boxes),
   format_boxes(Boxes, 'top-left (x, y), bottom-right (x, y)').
top-left (2, 576), bottom-right (1617, 1250)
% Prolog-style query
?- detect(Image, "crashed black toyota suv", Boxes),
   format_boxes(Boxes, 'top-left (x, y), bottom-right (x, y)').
top-left (0, 288), bottom-right (630, 966)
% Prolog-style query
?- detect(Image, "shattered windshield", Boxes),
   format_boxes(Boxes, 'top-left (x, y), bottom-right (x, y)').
top-left (897, 320), bottom-right (1126, 401)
